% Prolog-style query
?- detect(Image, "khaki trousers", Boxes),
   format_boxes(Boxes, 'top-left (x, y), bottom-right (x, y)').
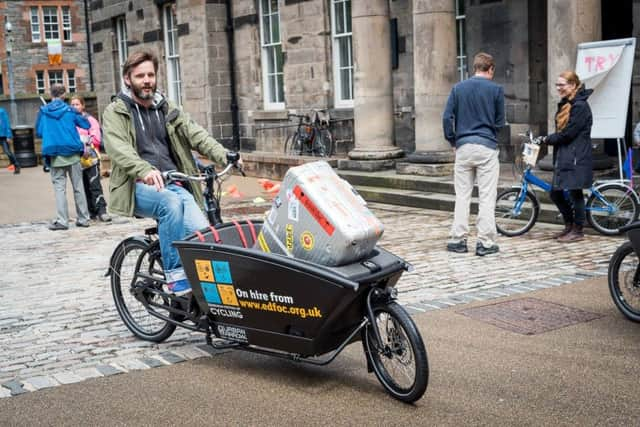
top-left (450, 143), bottom-right (499, 247)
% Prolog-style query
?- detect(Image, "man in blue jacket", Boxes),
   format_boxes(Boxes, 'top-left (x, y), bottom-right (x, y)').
top-left (442, 52), bottom-right (505, 256)
top-left (0, 107), bottom-right (20, 174)
top-left (36, 84), bottom-right (91, 230)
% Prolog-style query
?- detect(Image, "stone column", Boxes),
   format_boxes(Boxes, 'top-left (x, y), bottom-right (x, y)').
top-left (399, 0), bottom-right (456, 176)
top-left (342, 0), bottom-right (403, 171)
top-left (540, 0), bottom-right (601, 170)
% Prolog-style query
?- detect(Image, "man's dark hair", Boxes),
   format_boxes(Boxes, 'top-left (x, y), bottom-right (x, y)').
top-left (50, 84), bottom-right (66, 98)
top-left (473, 52), bottom-right (495, 72)
top-left (122, 49), bottom-right (159, 78)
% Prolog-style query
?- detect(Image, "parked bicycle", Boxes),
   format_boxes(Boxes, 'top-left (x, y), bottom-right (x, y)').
top-left (284, 109), bottom-right (333, 157)
top-left (495, 131), bottom-right (640, 236)
top-left (608, 221), bottom-right (640, 322)
top-left (106, 154), bottom-right (429, 402)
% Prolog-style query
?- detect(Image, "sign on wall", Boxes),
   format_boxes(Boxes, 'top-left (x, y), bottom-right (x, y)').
top-left (575, 37), bottom-right (636, 139)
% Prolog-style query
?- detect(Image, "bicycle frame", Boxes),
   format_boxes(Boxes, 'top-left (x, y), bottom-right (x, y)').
top-left (509, 167), bottom-right (550, 215)
top-left (512, 166), bottom-right (637, 216)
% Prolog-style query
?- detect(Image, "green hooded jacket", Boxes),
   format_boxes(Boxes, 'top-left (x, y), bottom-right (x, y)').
top-left (103, 93), bottom-right (228, 217)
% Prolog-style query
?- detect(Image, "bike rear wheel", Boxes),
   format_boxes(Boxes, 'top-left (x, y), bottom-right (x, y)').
top-left (495, 188), bottom-right (539, 236)
top-left (608, 241), bottom-right (640, 322)
top-left (284, 132), bottom-right (303, 155)
top-left (586, 183), bottom-right (639, 235)
top-left (363, 302), bottom-right (429, 403)
top-left (110, 239), bottom-right (176, 342)
top-left (312, 128), bottom-right (333, 157)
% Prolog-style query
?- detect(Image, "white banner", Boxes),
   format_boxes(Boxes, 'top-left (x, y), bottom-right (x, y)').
top-left (575, 37), bottom-right (636, 139)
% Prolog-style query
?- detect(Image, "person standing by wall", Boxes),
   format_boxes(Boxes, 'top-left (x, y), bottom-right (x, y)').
top-left (70, 95), bottom-right (111, 222)
top-left (36, 84), bottom-right (92, 230)
top-left (443, 52), bottom-right (505, 256)
top-left (544, 71), bottom-right (593, 242)
top-left (0, 107), bottom-right (20, 175)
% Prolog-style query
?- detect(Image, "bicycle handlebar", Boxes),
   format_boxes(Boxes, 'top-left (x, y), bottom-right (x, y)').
top-left (162, 153), bottom-right (242, 183)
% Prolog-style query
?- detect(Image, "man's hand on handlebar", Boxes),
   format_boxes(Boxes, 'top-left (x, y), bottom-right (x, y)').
top-left (226, 151), bottom-right (245, 176)
top-left (143, 169), bottom-right (165, 191)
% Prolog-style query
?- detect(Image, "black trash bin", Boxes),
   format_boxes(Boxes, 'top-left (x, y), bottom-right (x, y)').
top-left (12, 126), bottom-right (38, 167)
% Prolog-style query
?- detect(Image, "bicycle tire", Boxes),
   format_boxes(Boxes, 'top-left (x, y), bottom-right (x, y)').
top-left (110, 238), bottom-right (176, 342)
top-left (586, 183), bottom-right (639, 236)
top-left (608, 241), bottom-right (640, 322)
top-left (284, 132), bottom-right (302, 155)
top-left (312, 128), bottom-right (333, 157)
top-left (363, 302), bottom-right (429, 403)
top-left (495, 188), bottom-right (539, 237)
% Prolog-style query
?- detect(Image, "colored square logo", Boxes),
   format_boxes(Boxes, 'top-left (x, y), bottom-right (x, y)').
top-left (217, 284), bottom-right (239, 306)
top-left (212, 261), bottom-right (232, 284)
top-left (195, 259), bottom-right (215, 282)
top-left (201, 282), bottom-right (221, 304)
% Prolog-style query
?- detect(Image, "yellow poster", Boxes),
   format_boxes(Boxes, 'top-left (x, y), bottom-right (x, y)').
top-left (217, 284), bottom-right (239, 306)
top-left (195, 259), bottom-right (215, 282)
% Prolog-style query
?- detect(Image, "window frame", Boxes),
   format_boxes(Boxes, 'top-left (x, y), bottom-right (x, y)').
top-left (30, 6), bottom-right (74, 43)
top-left (259, 0), bottom-right (285, 110)
top-left (162, 3), bottom-right (182, 106)
top-left (30, 7), bottom-right (42, 43)
top-left (330, 0), bottom-right (354, 109)
top-left (67, 69), bottom-right (76, 93)
top-left (48, 70), bottom-right (64, 87)
top-left (115, 16), bottom-right (128, 73)
top-left (62, 6), bottom-right (72, 42)
top-left (36, 71), bottom-right (46, 94)
top-left (455, 0), bottom-right (468, 81)
top-left (42, 6), bottom-right (61, 41)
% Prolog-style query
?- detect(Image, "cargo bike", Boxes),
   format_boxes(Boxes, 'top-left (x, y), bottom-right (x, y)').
top-left (107, 157), bottom-right (429, 403)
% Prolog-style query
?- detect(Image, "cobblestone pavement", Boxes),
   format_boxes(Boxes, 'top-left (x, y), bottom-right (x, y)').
top-left (0, 204), bottom-right (622, 398)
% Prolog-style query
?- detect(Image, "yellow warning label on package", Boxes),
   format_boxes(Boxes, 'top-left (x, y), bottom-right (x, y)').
top-left (217, 284), bottom-right (239, 306)
top-left (195, 259), bottom-right (215, 282)
top-left (285, 224), bottom-right (294, 251)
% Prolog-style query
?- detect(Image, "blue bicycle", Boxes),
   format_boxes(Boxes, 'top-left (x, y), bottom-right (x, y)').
top-left (495, 132), bottom-right (640, 237)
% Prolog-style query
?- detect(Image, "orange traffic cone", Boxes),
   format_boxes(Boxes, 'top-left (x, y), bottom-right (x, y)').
top-left (258, 178), bottom-right (275, 191)
top-left (266, 183), bottom-right (280, 194)
top-left (226, 184), bottom-right (243, 198)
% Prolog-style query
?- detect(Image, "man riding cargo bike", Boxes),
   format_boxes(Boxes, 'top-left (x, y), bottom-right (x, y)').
top-left (103, 49), bottom-right (240, 296)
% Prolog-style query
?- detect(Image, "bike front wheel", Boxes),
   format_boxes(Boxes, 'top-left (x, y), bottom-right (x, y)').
top-left (110, 238), bottom-right (176, 342)
top-left (312, 128), bottom-right (333, 157)
top-left (495, 188), bottom-right (539, 236)
top-left (608, 241), bottom-right (640, 322)
top-left (363, 302), bottom-right (429, 403)
top-left (284, 132), bottom-right (302, 155)
top-left (586, 183), bottom-right (639, 235)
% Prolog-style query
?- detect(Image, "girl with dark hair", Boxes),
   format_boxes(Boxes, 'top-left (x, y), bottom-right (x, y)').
top-left (545, 71), bottom-right (594, 242)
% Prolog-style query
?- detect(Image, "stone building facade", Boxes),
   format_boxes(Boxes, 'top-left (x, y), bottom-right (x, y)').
top-left (86, 0), bottom-right (639, 170)
top-left (0, 0), bottom-right (93, 126)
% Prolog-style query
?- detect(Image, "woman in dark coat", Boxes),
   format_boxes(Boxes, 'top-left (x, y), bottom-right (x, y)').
top-left (544, 70), bottom-right (593, 242)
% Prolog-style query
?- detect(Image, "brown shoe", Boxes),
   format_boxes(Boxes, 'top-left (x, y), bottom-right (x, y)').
top-left (558, 224), bottom-right (584, 242)
top-left (553, 223), bottom-right (573, 239)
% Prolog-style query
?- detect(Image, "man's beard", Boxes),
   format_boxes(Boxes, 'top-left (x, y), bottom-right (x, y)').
top-left (131, 82), bottom-right (156, 101)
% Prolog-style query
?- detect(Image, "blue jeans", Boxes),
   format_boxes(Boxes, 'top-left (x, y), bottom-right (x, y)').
top-left (134, 182), bottom-right (209, 283)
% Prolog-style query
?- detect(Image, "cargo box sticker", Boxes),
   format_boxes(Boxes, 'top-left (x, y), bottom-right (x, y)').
top-left (218, 284), bottom-right (239, 306)
top-left (300, 231), bottom-right (314, 251)
top-left (212, 260), bottom-right (232, 284)
top-left (235, 288), bottom-right (323, 319)
top-left (285, 224), bottom-right (294, 251)
top-left (201, 282), bottom-right (222, 304)
top-left (293, 185), bottom-right (335, 236)
top-left (288, 197), bottom-right (299, 221)
top-left (195, 259), bottom-right (215, 282)
top-left (217, 325), bottom-right (248, 342)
